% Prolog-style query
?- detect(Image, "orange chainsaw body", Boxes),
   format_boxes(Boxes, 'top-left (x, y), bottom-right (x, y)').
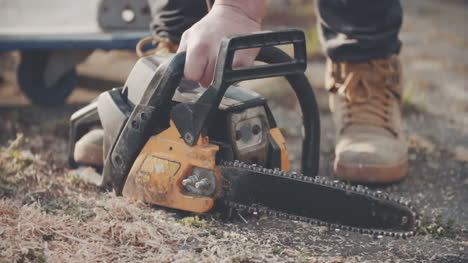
top-left (122, 122), bottom-right (223, 213)
top-left (122, 121), bottom-right (290, 213)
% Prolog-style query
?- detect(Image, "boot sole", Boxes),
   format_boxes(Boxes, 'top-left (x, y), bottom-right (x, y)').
top-left (74, 142), bottom-right (104, 167)
top-left (334, 157), bottom-right (408, 184)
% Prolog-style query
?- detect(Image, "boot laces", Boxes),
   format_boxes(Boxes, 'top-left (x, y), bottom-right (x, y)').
top-left (136, 36), bottom-right (178, 57)
top-left (330, 58), bottom-right (401, 136)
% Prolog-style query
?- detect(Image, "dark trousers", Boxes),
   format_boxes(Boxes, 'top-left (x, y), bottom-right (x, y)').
top-left (148, 0), bottom-right (402, 62)
top-left (148, 0), bottom-right (210, 44)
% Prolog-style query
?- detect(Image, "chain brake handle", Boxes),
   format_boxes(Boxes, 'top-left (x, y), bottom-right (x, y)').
top-left (170, 29), bottom-right (307, 146)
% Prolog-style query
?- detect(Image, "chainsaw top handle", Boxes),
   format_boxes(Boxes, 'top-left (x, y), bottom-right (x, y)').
top-left (170, 29), bottom-right (320, 175)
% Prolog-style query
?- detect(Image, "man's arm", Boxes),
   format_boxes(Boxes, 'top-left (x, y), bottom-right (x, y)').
top-left (178, 0), bottom-right (266, 87)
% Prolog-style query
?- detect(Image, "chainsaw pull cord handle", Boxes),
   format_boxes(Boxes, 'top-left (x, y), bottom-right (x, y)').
top-left (170, 29), bottom-right (320, 175)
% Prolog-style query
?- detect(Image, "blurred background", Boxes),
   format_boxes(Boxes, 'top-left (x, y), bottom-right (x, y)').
top-left (1, 0), bottom-right (467, 118)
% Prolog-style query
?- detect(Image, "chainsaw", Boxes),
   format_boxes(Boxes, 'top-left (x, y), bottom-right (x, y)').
top-left (68, 30), bottom-right (418, 238)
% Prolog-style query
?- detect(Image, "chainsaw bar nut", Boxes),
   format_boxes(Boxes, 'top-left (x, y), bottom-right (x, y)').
top-left (181, 168), bottom-right (216, 197)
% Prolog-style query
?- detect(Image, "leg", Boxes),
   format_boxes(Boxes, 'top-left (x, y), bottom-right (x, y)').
top-left (318, 0), bottom-right (408, 183)
top-left (148, 0), bottom-right (209, 44)
top-left (317, 0), bottom-right (403, 62)
top-left (135, 0), bottom-right (209, 55)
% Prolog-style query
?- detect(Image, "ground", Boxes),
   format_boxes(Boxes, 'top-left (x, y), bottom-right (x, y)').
top-left (0, 1), bottom-right (467, 262)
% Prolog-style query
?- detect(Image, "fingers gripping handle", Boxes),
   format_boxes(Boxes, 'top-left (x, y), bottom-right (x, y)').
top-left (171, 30), bottom-right (308, 146)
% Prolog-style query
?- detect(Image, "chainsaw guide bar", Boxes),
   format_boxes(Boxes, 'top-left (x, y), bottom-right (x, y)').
top-left (220, 160), bottom-right (419, 238)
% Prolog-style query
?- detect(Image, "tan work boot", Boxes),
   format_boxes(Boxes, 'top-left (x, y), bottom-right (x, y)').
top-left (74, 38), bottom-right (178, 167)
top-left (326, 55), bottom-right (408, 183)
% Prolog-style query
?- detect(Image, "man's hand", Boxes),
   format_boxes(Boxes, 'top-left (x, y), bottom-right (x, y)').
top-left (178, 0), bottom-right (266, 87)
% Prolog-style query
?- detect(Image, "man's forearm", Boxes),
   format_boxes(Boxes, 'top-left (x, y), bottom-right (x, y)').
top-left (213, 0), bottom-right (266, 24)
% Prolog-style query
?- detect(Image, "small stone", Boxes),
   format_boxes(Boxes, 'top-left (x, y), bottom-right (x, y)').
top-left (69, 167), bottom-right (102, 186)
top-left (282, 248), bottom-right (300, 257)
top-left (408, 135), bottom-right (435, 152)
top-left (453, 146), bottom-right (468, 162)
top-left (181, 244), bottom-right (190, 250)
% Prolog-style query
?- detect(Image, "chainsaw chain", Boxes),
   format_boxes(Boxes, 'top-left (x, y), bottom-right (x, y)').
top-left (219, 160), bottom-right (420, 239)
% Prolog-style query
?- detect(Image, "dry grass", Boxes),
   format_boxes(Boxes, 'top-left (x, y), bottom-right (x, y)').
top-left (1, 193), bottom-right (340, 263)
top-left (0, 133), bottom-right (344, 263)
top-left (1, 197), bottom-right (223, 262)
